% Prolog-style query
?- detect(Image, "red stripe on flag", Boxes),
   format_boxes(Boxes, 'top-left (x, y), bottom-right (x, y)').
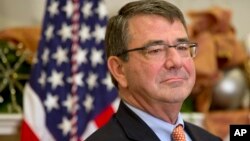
top-left (94, 105), bottom-right (114, 128)
top-left (20, 120), bottom-right (39, 141)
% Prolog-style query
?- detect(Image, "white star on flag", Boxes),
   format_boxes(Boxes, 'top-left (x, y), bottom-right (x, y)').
top-left (44, 93), bottom-right (59, 112)
top-left (102, 73), bottom-right (114, 91)
top-left (80, 24), bottom-right (91, 42)
top-left (45, 24), bottom-right (54, 41)
top-left (90, 48), bottom-right (103, 67)
top-left (52, 46), bottom-right (68, 65)
top-left (38, 71), bottom-right (46, 87)
top-left (57, 23), bottom-right (72, 41)
top-left (48, 0), bottom-right (59, 17)
top-left (47, 69), bottom-right (64, 89)
top-left (63, 0), bottom-right (74, 18)
top-left (41, 48), bottom-right (50, 65)
top-left (92, 24), bottom-right (106, 43)
top-left (86, 72), bottom-right (98, 90)
top-left (83, 94), bottom-right (94, 112)
top-left (62, 94), bottom-right (73, 112)
top-left (81, 2), bottom-right (93, 19)
top-left (76, 48), bottom-right (88, 64)
top-left (96, 2), bottom-right (108, 20)
top-left (58, 117), bottom-right (72, 136)
top-left (74, 72), bottom-right (84, 87)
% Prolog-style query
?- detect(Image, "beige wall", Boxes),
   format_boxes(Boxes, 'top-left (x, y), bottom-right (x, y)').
top-left (105, 0), bottom-right (250, 41)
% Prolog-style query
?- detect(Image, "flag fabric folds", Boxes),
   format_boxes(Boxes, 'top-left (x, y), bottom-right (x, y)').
top-left (21, 0), bottom-right (118, 140)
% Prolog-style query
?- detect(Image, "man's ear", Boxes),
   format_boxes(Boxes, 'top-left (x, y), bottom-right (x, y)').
top-left (107, 56), bottom-right (128, 88)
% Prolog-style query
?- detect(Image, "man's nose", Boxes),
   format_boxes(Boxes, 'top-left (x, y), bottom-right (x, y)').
top-left (163, 48), bottom-right (183, 69)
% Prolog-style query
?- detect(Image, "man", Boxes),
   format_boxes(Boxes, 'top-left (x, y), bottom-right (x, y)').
top-left (86, 0), bottom-right (222, 141)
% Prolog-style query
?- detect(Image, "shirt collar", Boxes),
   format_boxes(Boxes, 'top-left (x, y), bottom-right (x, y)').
top-left (124, 102), bottom-right (184, 141)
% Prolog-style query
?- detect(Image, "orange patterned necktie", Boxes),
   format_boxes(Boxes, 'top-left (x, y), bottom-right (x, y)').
top-left (171, 124), bottom-right (186, 141)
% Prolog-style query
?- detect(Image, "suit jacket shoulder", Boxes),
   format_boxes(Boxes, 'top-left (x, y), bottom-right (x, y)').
top-left (86, 101), bottom-right (160, 141)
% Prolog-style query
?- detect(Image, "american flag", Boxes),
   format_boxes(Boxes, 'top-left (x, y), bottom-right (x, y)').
top-left (21, 0), bottom-right (118, 140)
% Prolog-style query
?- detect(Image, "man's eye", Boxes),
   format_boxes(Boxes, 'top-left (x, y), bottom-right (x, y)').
top-left (146, 45), bottom-right (164, 54)
top-left (177, 44), bottom-right (189, 50)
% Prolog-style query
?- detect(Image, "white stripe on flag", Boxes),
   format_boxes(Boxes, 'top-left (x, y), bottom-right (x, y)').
top-left (82, 121), bottom-right (98, 140)
top-left (81, 97), bottom-right (120, 140)
top-left (23, 84), bottom-right (55, 141)
top-left (111, 97), bottom-right (120, 112)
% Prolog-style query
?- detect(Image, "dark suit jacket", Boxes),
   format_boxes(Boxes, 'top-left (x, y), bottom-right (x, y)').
top-left (86, 101), bottom-right (222, 141)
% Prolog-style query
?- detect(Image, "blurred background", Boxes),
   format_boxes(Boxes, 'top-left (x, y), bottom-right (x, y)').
top-left (1, 0), bottom-right (250, 40)
top-left (0, 0), bottom-right (249, 141)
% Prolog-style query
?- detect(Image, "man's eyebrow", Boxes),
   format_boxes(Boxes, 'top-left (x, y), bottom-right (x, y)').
top-left (142, 40), bottom-right (165, 48)
top-left (176, 38), bottom-right (189, 43)
top-left (141, 38), bottom-right (189, 48)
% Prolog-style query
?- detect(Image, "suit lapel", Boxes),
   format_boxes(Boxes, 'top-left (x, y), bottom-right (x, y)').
top-left (184, 124), bottom-right (196, 141)
top-left (184, 121), bottom-right (214, 141)
top-left (115, 101), bottom-right (161, 141)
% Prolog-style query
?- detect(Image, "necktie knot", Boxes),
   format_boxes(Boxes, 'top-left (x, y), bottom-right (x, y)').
top-left (172, 124), bottom-right (186, 141)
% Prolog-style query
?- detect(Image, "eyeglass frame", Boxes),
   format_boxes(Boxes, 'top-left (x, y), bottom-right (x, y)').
top-left (116, 41), bottom-right (198, 59)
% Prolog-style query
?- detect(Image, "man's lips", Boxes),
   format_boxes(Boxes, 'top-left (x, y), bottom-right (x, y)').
top-left (160, 77), bottom-right (186, 83)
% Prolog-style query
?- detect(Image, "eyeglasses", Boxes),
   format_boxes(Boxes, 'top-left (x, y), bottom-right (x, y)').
top-left (116, 42), bottom-right (198, 61)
